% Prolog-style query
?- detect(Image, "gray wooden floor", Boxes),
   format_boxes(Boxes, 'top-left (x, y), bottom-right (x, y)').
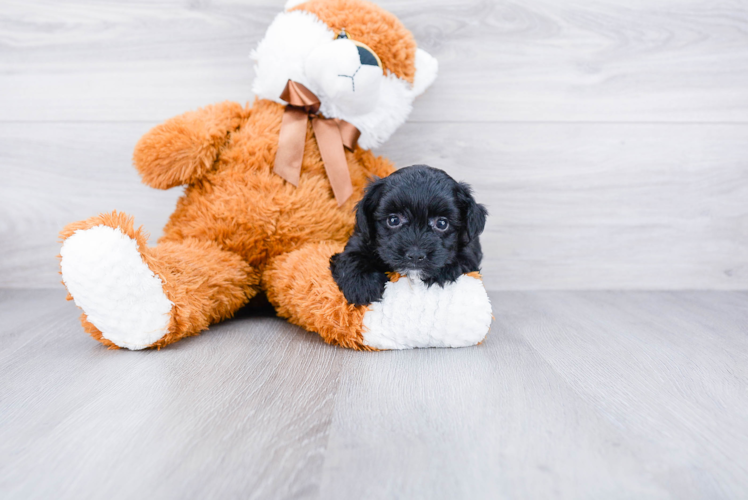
top-left (1, 289), bottom-right (747, 499)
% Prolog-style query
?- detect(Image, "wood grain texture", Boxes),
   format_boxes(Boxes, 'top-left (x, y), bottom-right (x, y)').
top-left (387, 122), bottom-right (748, 290)
top-left (0, 122), bottom-right (182, 288)
top-left (0, 289), bottom-right (346, 500)
top-left (1, 289), bottom-right (747, 499)
top-left (1, 0), bottom-right (747, 289)
top-left (1, 122), bottom-right (746, 289)
top-left (3, 2), bottom-right (747, 499)
top-left (1, 0), bottom-right (747, 122)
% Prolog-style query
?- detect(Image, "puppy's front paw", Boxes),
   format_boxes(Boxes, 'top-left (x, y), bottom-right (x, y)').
top-left (330, 253), bottom-right (388, 306)
top-left (331, 251), bottom-right (388, 306)
top-left (343, 271), bottom-right (388, 306)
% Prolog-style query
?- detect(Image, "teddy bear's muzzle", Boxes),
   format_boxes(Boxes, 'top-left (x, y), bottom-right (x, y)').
top-left (304, 38), bottom-right (383, 115)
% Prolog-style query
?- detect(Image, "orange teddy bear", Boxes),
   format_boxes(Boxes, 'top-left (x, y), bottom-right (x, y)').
top-left (59, 0), bottom-right (491, 351)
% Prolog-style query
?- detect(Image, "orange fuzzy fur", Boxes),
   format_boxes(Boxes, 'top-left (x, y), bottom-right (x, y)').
top-left (60, 99), bottom-right (395, 350)
top-left (59, 0), bottom-right (422, 350)
top-left (60, 211), bottom-right (260, 348)
top-left (264, 241), bottom-right (375, 350)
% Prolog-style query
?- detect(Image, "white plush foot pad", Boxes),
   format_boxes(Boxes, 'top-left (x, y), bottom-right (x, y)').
top-left (362, 274), bottom-right (492, 350)
top-left (60, 225), bottom-right (173, 350)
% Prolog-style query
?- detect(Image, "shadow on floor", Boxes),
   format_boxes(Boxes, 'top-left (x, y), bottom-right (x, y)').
top-left (233, 292), bottom-right (279, 318)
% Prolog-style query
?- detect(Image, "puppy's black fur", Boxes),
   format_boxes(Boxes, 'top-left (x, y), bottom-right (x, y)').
top-left (330, 165), bottom-right (488, 306)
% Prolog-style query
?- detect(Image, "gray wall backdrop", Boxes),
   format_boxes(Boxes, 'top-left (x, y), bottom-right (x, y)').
top-left (1, 0), bottom-right (747, 290)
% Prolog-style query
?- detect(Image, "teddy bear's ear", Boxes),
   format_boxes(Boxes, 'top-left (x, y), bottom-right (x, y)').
top-left (412, 48), bottom-right (438, 97)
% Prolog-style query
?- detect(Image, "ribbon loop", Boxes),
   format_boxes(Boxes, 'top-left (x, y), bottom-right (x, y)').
top-left (273, 80), bottom-right (357, 206)
top-left (279, 80), bottom-right (320, 115)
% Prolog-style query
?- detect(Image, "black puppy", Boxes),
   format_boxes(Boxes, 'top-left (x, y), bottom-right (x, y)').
top-left (330, 165), bottom-right (488, 306)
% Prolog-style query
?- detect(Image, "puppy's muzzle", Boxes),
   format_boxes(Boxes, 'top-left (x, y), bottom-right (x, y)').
top-left (405, 247), bottom-right (427, 264)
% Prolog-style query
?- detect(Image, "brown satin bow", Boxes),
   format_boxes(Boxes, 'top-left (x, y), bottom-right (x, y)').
top-left (273, 80), bottom-right (360, 206)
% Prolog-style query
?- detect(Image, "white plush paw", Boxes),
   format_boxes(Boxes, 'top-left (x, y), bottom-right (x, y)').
top-left (361, 274), bottom-right (493, 350)
top-left (60, 225), bottom-right (173, 350)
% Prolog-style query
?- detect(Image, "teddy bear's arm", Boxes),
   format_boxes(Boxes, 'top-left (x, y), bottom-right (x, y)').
top-left (133, 101), bottom-right (248, 189)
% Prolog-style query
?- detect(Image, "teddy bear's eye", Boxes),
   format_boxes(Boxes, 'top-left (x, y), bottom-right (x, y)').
top-left (356, 45), bottom-right (379, 67)
top-left (336, 29), bottom-right (383, 71)
top-left (352, 41), bottom-right (382, 70)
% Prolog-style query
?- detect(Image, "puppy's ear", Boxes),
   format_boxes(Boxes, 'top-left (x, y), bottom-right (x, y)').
top-left (455, 182), bottom-right (488, 243)
top-left (354, 177), bottom-right (387, 243)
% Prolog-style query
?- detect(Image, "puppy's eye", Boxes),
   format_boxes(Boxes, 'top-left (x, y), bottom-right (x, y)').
top-left (387, 214), bottom-right (402, 227)
top-left (433, 217), bottom-right (449, 231)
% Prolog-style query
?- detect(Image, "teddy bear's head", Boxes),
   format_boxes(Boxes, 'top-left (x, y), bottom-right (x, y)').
top-left (251, 0), bottom-right (438, 150)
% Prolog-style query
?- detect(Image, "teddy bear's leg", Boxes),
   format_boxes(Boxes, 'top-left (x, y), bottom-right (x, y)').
top-left (263, 241), bottom-right (374, 350)
top-left (263, 241), bottom-right (494, 351)
top-left (60, 211), bottom-right (259, 350)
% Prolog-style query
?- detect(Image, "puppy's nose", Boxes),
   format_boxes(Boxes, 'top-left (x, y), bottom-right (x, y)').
top-left (405, 248), bottom-right (427, 263)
